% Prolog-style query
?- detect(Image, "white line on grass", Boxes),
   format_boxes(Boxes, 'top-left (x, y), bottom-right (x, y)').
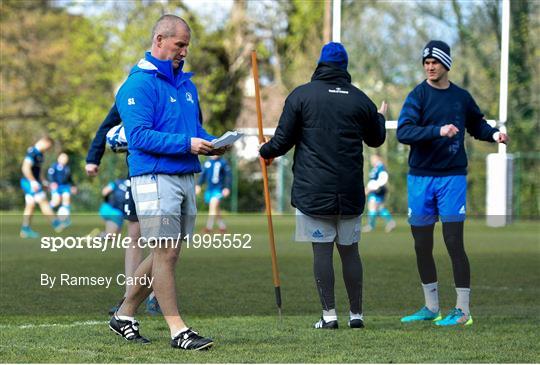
top-left (0, 320), bottom-right (104, 329)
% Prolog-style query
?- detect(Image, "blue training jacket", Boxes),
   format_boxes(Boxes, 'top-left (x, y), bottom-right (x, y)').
top-left (116, 52), bottom-right (215, 177)
top-left (397, 80), bottom-right (498, 176)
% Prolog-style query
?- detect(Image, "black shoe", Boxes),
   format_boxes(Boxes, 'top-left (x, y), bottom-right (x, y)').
top-left (108, 297), bottom-right (125, 316)
top-left (348, 318), bottom-right (365, 328)
top-left (314, 317), bottom-right (338, 329)
top-left (109, 314), bottom-right (150, 344)
top-left (171, 328), bottom-right (213, 350)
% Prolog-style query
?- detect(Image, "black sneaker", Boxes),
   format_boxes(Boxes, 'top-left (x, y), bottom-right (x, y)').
top-left (108, 297), bottom-right (125, 316)
top-left (348, 318), bottom-right (365, 328)
top-left (314, 317), bottom-right (338, 329)
top-left (109, 314), bottom-right (150, 344)
top-left (171, 328), bottom-right (213, 350)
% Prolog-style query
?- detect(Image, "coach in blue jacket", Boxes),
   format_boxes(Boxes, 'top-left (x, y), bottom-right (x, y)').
top-left (109, 15), bottom-right (222, 350)
top-left (397, 40), bottom-right (508, 327)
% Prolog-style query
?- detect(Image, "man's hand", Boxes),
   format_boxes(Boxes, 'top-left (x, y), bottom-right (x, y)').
top-left (259, 156), bottom-right (274, 166)
top-left (258, 137), bottom-right (274, 166)
top-left (49, 182), bottom-right (58, 191)
top-left (85, 163), bottom-right (99, 177)
top-left (440, 124), bottom-right (459, 138)
top-left (378, 100), bottom-right (388, 117)
top-left (211, 146), bottom-right (231, 156)
top-left (71, 186), bottom-right (78, 195)
top-left (494, 132), bottom-right (509, 144)
top-left (222, 188), bottom-right (230, 198)
top-left (191, 138), bottom-right (213, 155)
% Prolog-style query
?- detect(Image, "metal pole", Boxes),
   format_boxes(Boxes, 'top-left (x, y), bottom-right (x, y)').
top-left (332, 0), bottom-right (341, 42)
top-left (498, 0), bottom-right (510, 155)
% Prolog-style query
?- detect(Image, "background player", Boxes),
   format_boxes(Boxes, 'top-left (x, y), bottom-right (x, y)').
top-left (362, 154), bottom-right (396, 233)
top-left (397, 40), bottom-right (508, 326)
top-left (195, 156), bottom-right (232, 233)
top-left (20, 136), bottom-right (63, 238)
top-left (48, 152), bottom-right (76, 228)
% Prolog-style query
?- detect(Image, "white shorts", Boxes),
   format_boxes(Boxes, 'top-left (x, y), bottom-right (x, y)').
top-left (131, 174), bottom-right (197, 240)
top-left (295, 209), bottom-right (362, 245)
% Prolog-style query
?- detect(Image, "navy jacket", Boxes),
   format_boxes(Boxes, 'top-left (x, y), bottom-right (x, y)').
top-left (397, 81), bottom-right (498, 176)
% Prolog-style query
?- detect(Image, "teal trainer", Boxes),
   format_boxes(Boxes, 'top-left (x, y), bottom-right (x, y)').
top-left (401, 306), bottom-right (442, 322)
top-left (52, 219), bottom-right (64, 233)
top-left (20, 226), bottom-right (40, 239)
top-left (435, 308), bottom-right (473, 326)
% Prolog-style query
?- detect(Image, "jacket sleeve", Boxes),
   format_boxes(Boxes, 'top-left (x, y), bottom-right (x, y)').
top-left (362, 98), bottom-right (386, 147)
top-left (85, 104), bottom-right (122, 165)
top-left (196, 122), bottom-right (216, 142)
top-left (397, 91), bottom-right (441, 144)
top-left (117, 78), bottom-right (191, 155)
top-left (465, 93), bottom-right (498, 142)
top-left (260, 93), bottom-right (302, 159)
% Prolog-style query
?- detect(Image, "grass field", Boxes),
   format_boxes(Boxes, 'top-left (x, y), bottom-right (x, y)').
top-left (1, 213), bottom-right (539, 363)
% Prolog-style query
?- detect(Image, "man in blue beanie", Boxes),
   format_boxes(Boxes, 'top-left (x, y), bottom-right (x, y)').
top-left (260, 42), bottom-right (387, 329)
top-left (397, 40), bottom-right (508, 326)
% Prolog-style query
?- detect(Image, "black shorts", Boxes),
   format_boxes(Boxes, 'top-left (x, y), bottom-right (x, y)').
top-left (124, 184), bottom-right (138, 222)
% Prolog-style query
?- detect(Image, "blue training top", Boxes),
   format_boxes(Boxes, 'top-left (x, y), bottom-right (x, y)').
top-left (116, 52), bottom-right (215, 177)
top-left (397, 80), bottom-right (498, 176)
top-left (368, 162), bottom-right (388, 196)
top-left (23, 146), bottom-right (44, 181)
top-left (105, 179), bottom-right (129, 211)
top-left (47, 163), bottom-right (73, 185)
top-left (197, 158), bottom-right (232, 191)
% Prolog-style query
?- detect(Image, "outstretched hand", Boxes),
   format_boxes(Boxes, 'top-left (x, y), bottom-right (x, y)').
top-left (378, 100), bottom-right (388, 117)
top-left (496, 132), bottom-right (509, 144)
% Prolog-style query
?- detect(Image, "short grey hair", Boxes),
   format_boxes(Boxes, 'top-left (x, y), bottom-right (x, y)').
top-left (151, 14), bottom-right (191, 42)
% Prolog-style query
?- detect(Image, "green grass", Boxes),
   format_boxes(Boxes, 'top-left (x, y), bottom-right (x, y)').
top-left (1, 213), bottom-right (539, 363)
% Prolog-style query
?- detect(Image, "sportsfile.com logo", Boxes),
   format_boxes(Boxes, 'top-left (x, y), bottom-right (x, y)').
top-left (328, 87), bottom-right (349, 94)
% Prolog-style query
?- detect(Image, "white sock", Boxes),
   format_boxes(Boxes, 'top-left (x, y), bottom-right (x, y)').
top-left (148, 292), bottom-right (155, 300)
top-left (456, 287), bottom-right (471, 315)
top-left (322, 309), bottom-right (337, 322)
top-left (172, 327), bottom-right (190, 339)
top-left (116, 314), bottom-right (135, 322)
top-left (217, 219), bottom-right (226, 230)
top-left (421, 282), bottom-right (439, 313)
top-left (349, 311), bottom-right (363, 321)
top-left (206, 216), bottom-right (215, 230)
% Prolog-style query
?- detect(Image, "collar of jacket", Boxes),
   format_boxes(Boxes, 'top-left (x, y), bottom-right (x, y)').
top-left (311, 62), bottom-right (351, 83)
top-left (134, 51), bottom-right (193, 87)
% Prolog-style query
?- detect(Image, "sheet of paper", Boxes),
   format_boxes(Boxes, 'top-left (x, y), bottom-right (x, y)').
top-left (211, 131), bottom-right (244, 149)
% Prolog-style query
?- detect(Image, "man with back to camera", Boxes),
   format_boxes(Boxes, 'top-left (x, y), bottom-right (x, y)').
top-left (110, 14), bottom-right (226, 350)
top-left (260, 42), bottom-right (387, 329)
top-left (397, 40), bottom-right (508, 326)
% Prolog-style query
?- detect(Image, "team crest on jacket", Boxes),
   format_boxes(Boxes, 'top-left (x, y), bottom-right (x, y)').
top-left (185, 92), bottom-right (194, 104)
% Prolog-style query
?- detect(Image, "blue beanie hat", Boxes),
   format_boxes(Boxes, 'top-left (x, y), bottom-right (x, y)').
top-left (318, 42), bottom-right (348, 70)
top-left (422, 40), bottom-right (452, 70)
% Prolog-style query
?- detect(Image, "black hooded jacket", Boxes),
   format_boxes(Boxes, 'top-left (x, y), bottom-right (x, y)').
top-left (260, 63), bottom-right (386, 216)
